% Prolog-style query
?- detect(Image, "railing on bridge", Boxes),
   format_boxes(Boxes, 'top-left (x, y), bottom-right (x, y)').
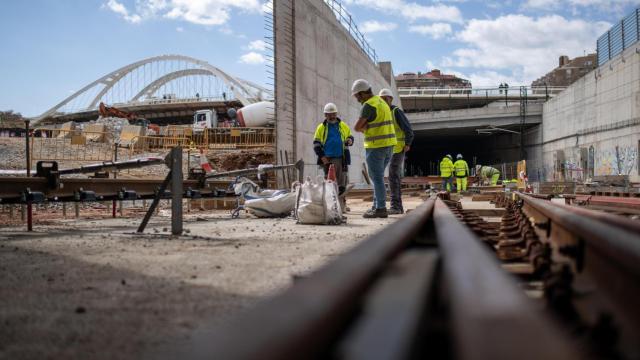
top-left (324, 0), bottom-right (378, 63)
top-left (397, 86), bottom-right (567, 97)
top-left (597, 8), bottom-right (640, 66)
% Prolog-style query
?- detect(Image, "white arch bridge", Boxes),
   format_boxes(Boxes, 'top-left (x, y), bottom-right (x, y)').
top-left (34, 55), bottom-right (273, 124)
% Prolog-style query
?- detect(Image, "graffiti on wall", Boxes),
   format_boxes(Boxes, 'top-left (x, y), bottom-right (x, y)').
top-left (595, 145), bottom-right (638, 176)
top-left (541, 144), bottom-right (638, 181)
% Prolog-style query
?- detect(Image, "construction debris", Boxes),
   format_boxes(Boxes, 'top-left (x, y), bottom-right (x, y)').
top-left (207, 149), bottom-right (275, 171)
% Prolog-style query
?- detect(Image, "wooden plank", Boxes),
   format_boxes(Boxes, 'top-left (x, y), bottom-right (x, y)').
top-left (338, 250), bottom-right (439, 360)
top-left (471, 195), bottom-right (495, 201)
top-left (466, 209), bottom-right (506, 217)
top-left (502, 263), bottom-right (534, 275)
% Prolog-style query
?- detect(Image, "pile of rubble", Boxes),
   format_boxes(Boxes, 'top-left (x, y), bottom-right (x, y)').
top-left (207, 149), bottom-right (275, 171)
top-left (0, 138), bottom-right (29, 170)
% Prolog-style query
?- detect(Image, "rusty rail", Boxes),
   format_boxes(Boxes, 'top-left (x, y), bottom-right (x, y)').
top-left (0, 177), bottom-right (229, 204)
top-left (167, 198), bottom-right (582, 359)
top-left (475, 192), bottom-right (640, 358)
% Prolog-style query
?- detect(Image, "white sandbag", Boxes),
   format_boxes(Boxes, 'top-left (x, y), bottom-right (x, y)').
top-left (244, 191), bottom-right (297, 218)
top-left (295, 175), bottom-right (343, 225)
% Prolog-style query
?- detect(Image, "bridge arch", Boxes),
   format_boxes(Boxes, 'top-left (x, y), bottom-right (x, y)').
top-left (36, 54), bottom-right (271, 122)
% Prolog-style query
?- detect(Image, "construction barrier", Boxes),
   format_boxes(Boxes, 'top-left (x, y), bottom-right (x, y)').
top-left (30, 128), bottom-right (115, 168)
top-left (129, 127), bottom-right (275, 154)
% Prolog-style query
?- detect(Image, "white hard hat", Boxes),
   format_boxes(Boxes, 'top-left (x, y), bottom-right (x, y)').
top-left (351, 79), bottom-right (371, 95)
top-left (379, 88), bottom-right (393, 98)
top-left (323, 102), bottom-right (338, 114)
top-left (446, 154), bottom-right (452, 159)
top-left (456, 154), bottom-right (463, 159)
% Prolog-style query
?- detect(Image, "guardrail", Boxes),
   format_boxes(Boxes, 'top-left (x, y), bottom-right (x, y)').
top-left (597, 7), bottom-right (640, 66)
top-left (324, 0), bottom-right (378, 63)
top-left (397, 86), bottom-right (567, 97)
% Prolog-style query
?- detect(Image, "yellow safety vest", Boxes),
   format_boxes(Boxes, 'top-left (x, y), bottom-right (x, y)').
top-left (440, 157), bottom-right (453, 177)
top-left (313, 121), bottom-right (352, 145)
top-left (453, 159), bottom-right (469, 178)
top-left (363, 95), bottom-right (397, 149)
top-left (391, 106), bottom-right (405, 154)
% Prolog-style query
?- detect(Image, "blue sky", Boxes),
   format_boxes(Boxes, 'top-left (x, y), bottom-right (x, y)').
top-left (0, 0), bottom-right (638, 117)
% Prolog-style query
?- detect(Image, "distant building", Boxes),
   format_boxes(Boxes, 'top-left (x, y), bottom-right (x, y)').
top-left (395, 69), bottom-right (471, 89)
top-left (532, 54), bottom-right (597, 88)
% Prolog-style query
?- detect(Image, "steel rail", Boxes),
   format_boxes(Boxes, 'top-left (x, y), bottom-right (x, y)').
top-left (0, 177), bottom-right (229, 203)
top-left (516, 192), bottom-right (640, 350)
top-left (165, 199), bottom-right (436, 360)
top-left (432, 199), bottom-right (580, 360)
top-left (161, 198), bottom-right (583, 360)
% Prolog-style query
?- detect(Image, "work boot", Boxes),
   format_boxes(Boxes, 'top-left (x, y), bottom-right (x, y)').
top-left (363, 208), bottom-right (388, 218)
top-left (387, 207), bottom-right (403, 215)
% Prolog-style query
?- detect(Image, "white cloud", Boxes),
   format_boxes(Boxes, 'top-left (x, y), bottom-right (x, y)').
top-left (248, 39), bottom-right (268, 51)
top-left (360, 20), bottom-right (398, 33)
top-left (176, 26), bottom-right (184, 32)
top-left (104, 0), bottom-right (142, 23)
top-left (239, 52), bottom-right (267, 64)
top-left (104, 0), bottom-right (263, 26)
top-left (409, 23), bottom-right (452, 39)
top-left (344, 0), bottom-right (463, 23)
top-left (441, 14), bottom-right (609, 83)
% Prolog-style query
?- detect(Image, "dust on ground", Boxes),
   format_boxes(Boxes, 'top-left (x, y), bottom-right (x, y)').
top-left (0, 196), bottom-right (425, 360)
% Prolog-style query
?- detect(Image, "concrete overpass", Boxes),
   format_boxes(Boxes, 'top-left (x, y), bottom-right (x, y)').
top-left (403, 102), bottom-right (545, 176)
top-left (407, 102), bottom-right (543, 133)
top-left (399, 86), bottom-right (564, 112)
top-left (37, 98), bottom-right (245, 125)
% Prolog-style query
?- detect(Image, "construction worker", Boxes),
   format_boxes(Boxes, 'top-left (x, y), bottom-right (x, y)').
top-left (439, 154), bottom-right (454, 192)
top-left (476, 164), bottom-right (501, 186)
top-left (379, 88), bottom-right (414, 214)
top-left (453, 154), bottom-right (469, 193)
top-left (352, 79), bottom-right (396, 218)
top-left (313, 103), bottom-right (354, 199)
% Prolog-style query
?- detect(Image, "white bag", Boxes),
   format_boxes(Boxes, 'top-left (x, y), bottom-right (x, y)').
top-left (244, 191), bottom-right (297, 218)
top-left (295, 175), bottom-right (343, 225)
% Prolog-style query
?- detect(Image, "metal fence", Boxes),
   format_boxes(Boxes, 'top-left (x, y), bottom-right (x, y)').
top-left (597, 8), bottom-right (640, 66)
top-left (128, 127), bottom-right (276, 155)
top-left (30, 128), bottom-right (116, 168)
top-left (324, 0), bottom-right (378, 63)
top-left (397, 86), bottom-right (566, 97)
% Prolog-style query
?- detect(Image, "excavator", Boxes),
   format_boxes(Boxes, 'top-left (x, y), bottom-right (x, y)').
top-left (98, 102), bottom-right (160, 134)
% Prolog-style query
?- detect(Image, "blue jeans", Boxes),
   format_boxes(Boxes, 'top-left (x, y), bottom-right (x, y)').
top-left (366, 146), bottom-right (393, 209)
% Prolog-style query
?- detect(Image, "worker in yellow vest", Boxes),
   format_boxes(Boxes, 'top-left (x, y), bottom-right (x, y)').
top-left (352, 79), bottom-right (396, 218)
top-left (313, 102), bottom-right (354, 202)
top-left (379, 88), bottom-right (414, 214)
top-left (440, 154), bottom-right (454, 192)
top-left (476, 164), bottom-right (501, 186)
top-left (453, 154), bottom-right (469, 193)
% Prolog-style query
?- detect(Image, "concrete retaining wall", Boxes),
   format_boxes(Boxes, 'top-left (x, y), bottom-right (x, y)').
top-left (541, 45), bottom-right (640, 182)
top-left (274, 0), bottom-right (395, 183)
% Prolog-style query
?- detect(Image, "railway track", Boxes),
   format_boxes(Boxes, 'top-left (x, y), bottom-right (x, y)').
top-left (165, 193), bottom-right (639, 359)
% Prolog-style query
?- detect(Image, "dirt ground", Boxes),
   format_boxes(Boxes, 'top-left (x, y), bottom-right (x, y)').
top-left (0, 195), bottom-right (425, 360)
